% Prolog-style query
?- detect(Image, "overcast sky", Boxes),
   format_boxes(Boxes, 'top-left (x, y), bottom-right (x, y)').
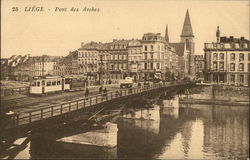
top-left (1, 0), bottom-right (249, 58)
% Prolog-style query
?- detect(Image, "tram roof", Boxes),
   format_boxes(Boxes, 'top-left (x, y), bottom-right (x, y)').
top-left (33, 76), bottom-right (63, 80)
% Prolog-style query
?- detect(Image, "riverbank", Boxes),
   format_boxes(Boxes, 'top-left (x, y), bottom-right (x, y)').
top-left (180, 98), bottom-right (249, 106)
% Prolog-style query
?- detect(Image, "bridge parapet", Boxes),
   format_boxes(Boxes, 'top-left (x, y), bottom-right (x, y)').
top-left (2, 81), bottom-right (193, 130)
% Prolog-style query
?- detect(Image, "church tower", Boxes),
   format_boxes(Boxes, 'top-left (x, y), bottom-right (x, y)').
top-left (165, 24), bottom-right (169, 42)
top-left (180, 9), bottom-right (195, 54)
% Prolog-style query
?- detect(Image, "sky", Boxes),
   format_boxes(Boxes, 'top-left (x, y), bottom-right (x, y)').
top-left (1, 0), bottom-right (249, 58)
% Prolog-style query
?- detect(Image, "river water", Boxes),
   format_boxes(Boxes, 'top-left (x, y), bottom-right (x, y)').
top-left (3, 87), bottom-right (249, 160)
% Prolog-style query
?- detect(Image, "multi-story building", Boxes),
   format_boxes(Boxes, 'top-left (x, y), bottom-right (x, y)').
top-left (141, 33), bottom-right (176, 80)
top-left (77, 42), bottom-right (99, 84)
top-left (127, 39), bottom-right (143, 81)
top-left (30, 55), bottom-right (61, 77)
top-left (1, 55), bottom-right (61, 81)
top-left (1, 58), bottom-right (11, 80)
top-left (97, 43), bottom-right (111, 85)
top-left (108, 39), bottom-right (130, 81)
top-left (53, 56), bottom-right (73, 76)
top-left (204, 26), bottom-right (250, 86)
top-left (194, 55), bottom-right (204, 79)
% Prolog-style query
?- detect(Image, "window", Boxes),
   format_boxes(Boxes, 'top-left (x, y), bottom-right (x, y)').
top-left (150, 63), bottom-right (153, 69)
top-left (213, 62), bottom-right (217, 70)
top-left (157, 63), bottom-right (160, 69)
top-left (52, 81), bottom-right (56, 86)
top-left (150, 45), bottom-right (154, 51)
top-left (239, 75), bottom-right (244, 83)
top-left (47, 81), bottom-right (51, 86)
top-left (219, 53), bottom-right (224, 60)
top-left (186, 39), bottom-right (189, 50)
top-left (248, 63), bottom-right (250, 72)
top-left (213, 53), bottom-right (218, 61)
top-left (31, 82), bottom-right (36, 86)
top-left (144, 63), bottom-right (147, 69)
top-left (239, 63), bottom-right (244, 71)
top-left (144, 45), bottom-right (148, 51)
top-left (144, 53), bottom-right (147, 60)
top-left (239, 53), bottom-right (244, 61)
top-left (230, 63), bottom-right (235, 71)
top-left (157, 45), bottom-right (160, 51)
top-left (230, 75), bottom-right (235, 82)
top-left (219, 62), bottom-right (224, 71)
top-left (37, 81), bottom-right (40, 87)
top-left (248, 53), bottom-right (250, 61)
top-left (150, 53), bottom-right (153, 59)
top-left (57, 80), bottom-right (61, 85)
top-left (230, 53), bottom-right (235, 61)
top-left (157, 52), bottom-right (160, 59)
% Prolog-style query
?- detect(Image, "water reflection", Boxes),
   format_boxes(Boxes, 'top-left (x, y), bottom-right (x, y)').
top-left (2, 97), bottom-right (249, 159)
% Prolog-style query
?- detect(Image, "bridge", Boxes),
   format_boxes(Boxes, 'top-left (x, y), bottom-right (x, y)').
top-left (1, 81), bottom-right (194, 137)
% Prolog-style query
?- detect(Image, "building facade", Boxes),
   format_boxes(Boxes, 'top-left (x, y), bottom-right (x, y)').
top-left (108, 40), bottom-right (130, 81)
top-left (194, 55), bottom-right (204, 79)
top-left (77, 42), bottom-right (99, 84)
top-left (204, 27), bottom-right (250, 86)
top-left (141, 33), bottom-right (177, 80)
top-left (97, 43), bottom-right (111, 85)
top-left (127, 39), bottom-right (143, 81)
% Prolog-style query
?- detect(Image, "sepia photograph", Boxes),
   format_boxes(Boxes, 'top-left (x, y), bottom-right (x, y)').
top-left (0, 0), bottom-right (249, 159)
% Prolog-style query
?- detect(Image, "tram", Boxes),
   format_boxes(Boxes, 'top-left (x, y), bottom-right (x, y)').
top-left (30, 76), bottom-right (71, 95)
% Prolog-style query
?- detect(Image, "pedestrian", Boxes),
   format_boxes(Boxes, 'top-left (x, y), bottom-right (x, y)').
top-left (99, 86), bottom-right (103, 94)
top-left (103, 88), bottom-right (107, 98)
top-left (116, 90), bottom-right (120, 97)
top-left (85, 88), bottom-right (89, 98)
top-left (138, 82), bottom-right (141, 87)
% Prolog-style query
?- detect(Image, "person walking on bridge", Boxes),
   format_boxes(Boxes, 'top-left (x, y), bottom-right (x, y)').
top-left (85, 88), bottom-right (89, 99)
top-left (99, 86), bottom-right (103, 94)
top-left (103, 88), bottom-right (107, 99)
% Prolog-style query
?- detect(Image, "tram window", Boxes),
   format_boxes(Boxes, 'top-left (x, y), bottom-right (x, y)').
top-left (37, 81), bottom-right (40, 87)
top-left (65, 79), bottom-right (71, 84)
top-left (52, 81), bottom-right (56, 86)
top-left (47, 81), bottom-right (51, 86)
top-left (42, 81), bottom-right (45, 85)
top-left (57, 80), bottom-right (61, 85)
top-left (31, 82), bottom-right (36, 86)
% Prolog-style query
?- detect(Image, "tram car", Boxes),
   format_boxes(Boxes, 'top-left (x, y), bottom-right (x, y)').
top-left (30, 76), bottom-right (71, 95)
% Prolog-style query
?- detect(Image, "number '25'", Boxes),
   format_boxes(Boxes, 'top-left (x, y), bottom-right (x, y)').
top-left (12, 7), bottom-right (18, 12)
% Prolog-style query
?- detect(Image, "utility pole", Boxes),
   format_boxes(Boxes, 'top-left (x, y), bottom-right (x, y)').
top-left (100, 52), bottom-right (103, 88)
top-left (42, 55), bottom-right (44, 77)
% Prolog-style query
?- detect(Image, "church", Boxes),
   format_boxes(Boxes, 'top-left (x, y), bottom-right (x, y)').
top-left (165, 9), bottom-right (195, 78)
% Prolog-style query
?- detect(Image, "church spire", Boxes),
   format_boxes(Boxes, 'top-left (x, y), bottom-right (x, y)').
top-left (181, 9), bottom-right (194, 37)
top-left (165, 24), bottom-right (169, 42)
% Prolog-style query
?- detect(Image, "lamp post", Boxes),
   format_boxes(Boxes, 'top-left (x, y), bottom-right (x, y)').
top-left (100, 51), bottom-right (103, 88)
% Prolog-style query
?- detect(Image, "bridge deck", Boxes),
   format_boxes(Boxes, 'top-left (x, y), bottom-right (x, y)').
top-left (3, 82), bottom-right (190, 129)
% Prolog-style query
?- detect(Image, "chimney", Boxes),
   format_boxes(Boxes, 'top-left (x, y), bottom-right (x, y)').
top-left (216, 26), bottom-right (220, 43)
